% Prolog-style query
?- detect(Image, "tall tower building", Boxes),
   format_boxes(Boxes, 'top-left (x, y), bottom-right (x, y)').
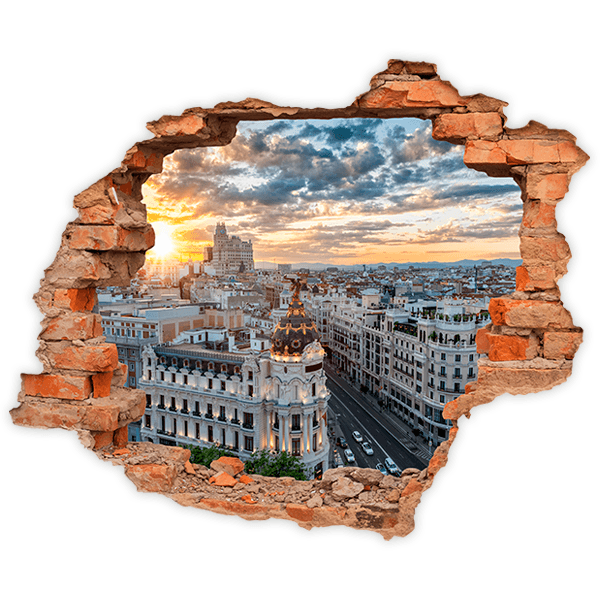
top-left (209, 221), bottom-right (254, 275)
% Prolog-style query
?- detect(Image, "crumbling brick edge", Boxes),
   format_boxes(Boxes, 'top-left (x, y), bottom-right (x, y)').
top-left (10, 60), bottom-right (588, 539)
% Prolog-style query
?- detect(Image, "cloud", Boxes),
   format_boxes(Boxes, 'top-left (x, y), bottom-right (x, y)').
top-left (143, 118), bottom-right (521, 262)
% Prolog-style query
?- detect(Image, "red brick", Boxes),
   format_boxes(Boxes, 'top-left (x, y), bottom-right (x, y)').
top-left (432, 112), bottom-right (503, 143)
top-left (515, 265), bottom-right (557, 291)
top-left (526, 173), bottom-right (569, 201)
top-left (124, 464), bottom-right (177, 493)
top-left (122, 148), bottom-right (164, 174)
top-left (10, 401), bottom-right (119, 431)
top-left (113, 425), bottom-right (129, 448)
top-left (543, 331), bottom-right (583, 360)
top-left (401, 478), bottom-right (423, 498)
top-left (489, 298), bottom-right (573, 329)
top-left (78, 204), bottom-right (119, 225)
top-left (238, 474), bottom-right (254, 484)
top-left (487, 333), bottom-right (538, 361)
top-left (359, 80), bottom-right (467, 109)
top-left (285, 503), bottom-right (314, 522)
top-left (69, 225), bottom-right (119, 251)
top-left (53, 288), bottom-right (96, 312)
top-left (92, 371), bottom-right (113, 398)
top-left (46, 342), bottom-right (119, 372)
top-left (93, 430), bottom-right (114, 449)
top-left (522, 201), bottom-right (557, 229)
top-left (40, 313), bottom-right (103, 341)
top-left (149, 113), bottom-right (206, 137)
top-left (209, 471), bottom-right (238, 487)
top-left (21, 373), bottom-right (92, 400)
top-left (212, 456), bottom-right (245, 476)
top-left (520, 236), bottom-right (570, 263)
top-left (464, 139), bottom-right (578, 169)
top-left (116, 227), bottom-right (155, 252)
top-left (476, 328), bottom-right (491, 355)
top-left (241, 494), bottom-right (257, 504)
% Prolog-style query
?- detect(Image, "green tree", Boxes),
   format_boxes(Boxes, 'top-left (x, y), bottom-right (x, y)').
top-left (183, 444), bottom-right (235, 467)
top-left (244, 449), bottom-right (308, 480)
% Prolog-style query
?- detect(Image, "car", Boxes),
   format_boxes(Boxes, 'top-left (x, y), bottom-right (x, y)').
top-left (361, 441), bottom-right (374, 455)
top-left (352, 431), bottom-right (363, 443)
top-left (375, 462), bottom-right (388, 476)
top-left (344, 449), bottom-right (356, 463)
top-left (384, 457), bottom-right (400, 475)
top-left (338, 437), bottom-right (348, 448)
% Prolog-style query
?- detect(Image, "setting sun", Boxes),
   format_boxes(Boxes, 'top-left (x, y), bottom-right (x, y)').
top-left (148, 222), bottom-right (175, 259)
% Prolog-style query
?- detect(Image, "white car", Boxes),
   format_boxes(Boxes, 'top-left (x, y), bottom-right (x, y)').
top-left (352, 431), bottom-right (363, 443)
top-left (361, 441), bottom-right (374, 455)
top-left (384, 457), bottom-right (400, 475)
top-left (344, 449), bottom-right (356, 463)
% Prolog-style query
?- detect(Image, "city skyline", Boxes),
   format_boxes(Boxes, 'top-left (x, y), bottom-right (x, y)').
top-left (143, 118), bottom-right (522, 264)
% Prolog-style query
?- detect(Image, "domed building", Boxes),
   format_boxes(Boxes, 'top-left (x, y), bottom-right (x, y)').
top-left (139, 280), bottom-right (330, 478)
top-left (264, 282), bottom-right (330, 476)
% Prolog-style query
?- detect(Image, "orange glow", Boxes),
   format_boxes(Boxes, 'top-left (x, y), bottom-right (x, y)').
top-left (147, 222), bottom-right (175, 260)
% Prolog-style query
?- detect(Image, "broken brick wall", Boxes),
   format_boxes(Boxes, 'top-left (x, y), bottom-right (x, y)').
top-left (9, 60), bottom-right (588, 539)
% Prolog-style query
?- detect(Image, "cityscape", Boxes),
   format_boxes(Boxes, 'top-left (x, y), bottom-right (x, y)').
top-left (100, 117), bottom-right (520, 480)
top-left (99, 221), bottom-right (517, 479)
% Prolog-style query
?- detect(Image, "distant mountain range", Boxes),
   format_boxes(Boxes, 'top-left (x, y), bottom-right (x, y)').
top-left (254, 258), bottom-right (521, 271)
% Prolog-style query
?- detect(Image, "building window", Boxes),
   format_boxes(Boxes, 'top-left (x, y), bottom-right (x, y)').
top-left (170, 397), bottom-right (176, 410)
top-left (244, 436), bottom-right (254, 452)
top-left (291, 439), bottom-right (301, 456)
top-left (145, 394), bottom-right (151, 408)
top-left (441, 353), bottom-right (446, 361)
top-left (207, 403), bottom-right (213, 417)
top-left (147, 370), bottom-right (152, 380)
top-left (455, 354), bottom-right (461, 362)
top-left (183, 374), bottom-right (188, 385)
top-left (184, 421), bottom-right (188, 437)
top-left (221, 380), bottom-right (226, 391)
top-left (243, 412), bottom-right (254, 429)
top-left (144, 415), bottom-right (151, 428)
top-left (248, 384), bottom-right (253, 397)
top-left (208, 378), bottom-right (213, 390)
top-left (208, 425), bottom-right (213, 442)
top-left (274, 435), bottom-right (279, 452)
top-left (195, 423), bottom-right (200, 439)
top-left (234, 431), bottom-right (239, 450)
top-left (469, 354), bottom-right (474, 362)
top-left (172, 417), bottom-right (177, 435)
top-left (312, 382), bottom-right (316, 396)
top-left (313, 433), bottom-right (317, 450)
top-left (292, 414), bottom-right (301, 430)
top-left (219, 406), bottom-right (226, 420)
top-left (440, 395), bottom-right (445, 404)
top-left (160, 371), bottom-right (164, 381)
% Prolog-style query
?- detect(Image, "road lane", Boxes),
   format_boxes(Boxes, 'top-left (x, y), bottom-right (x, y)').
top-left (326, 371), bottom-right (427, 472)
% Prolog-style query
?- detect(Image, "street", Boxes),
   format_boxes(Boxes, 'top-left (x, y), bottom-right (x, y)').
top-left (324, 364), bottom-right (428, 473)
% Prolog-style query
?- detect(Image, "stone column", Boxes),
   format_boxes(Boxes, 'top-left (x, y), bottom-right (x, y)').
top-left (285, 415), bottom-right (291, 453)
top-left (280, 414), bottom-right (286, 452)
top-left (303, 413), bottom-right (309, 455)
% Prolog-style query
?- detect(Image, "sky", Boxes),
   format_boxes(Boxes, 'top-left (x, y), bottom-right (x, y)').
top-left (142, 118), bottom-right (522, 265)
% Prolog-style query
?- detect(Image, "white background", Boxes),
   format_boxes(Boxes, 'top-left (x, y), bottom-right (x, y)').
top-left (1, 2), bottom-right (597, 598)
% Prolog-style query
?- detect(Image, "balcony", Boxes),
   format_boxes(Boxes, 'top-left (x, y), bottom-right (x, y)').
top-left (230, 418), bottom-right (240, 426)
top-left (291, 425), bottom-right (302, 432)
top-left (180, 408), bottom-right (189, 415)
top-left (168, 406), bottom-right (178, 412)
top-left (205, 413), bottom-right (214, 420)
top-left (241, 422), bottom-right (254, 431)
top-left (192, 410), bottom-right (201, 417)
top-left (217, 415), bottom-right (228, 423)
top-left (157, 404), bottom-right (166, 411)
top-left (453, 374), bottom-right (463, 379)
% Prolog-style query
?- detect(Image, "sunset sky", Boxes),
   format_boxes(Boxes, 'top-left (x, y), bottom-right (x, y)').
top-left (142, 118), bottom-right (522, 265)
